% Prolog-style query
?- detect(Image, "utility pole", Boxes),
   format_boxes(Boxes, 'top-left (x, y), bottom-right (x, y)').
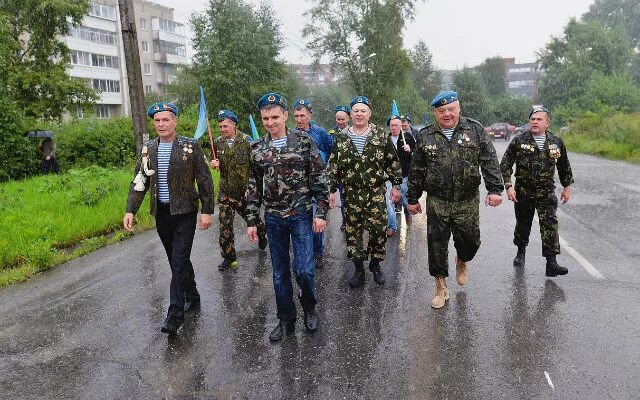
top-left (118, 0), bottom-right (148, 152)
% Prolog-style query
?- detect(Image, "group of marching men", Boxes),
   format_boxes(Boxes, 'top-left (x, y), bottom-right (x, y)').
top-left (124, 90), bottom-right (573, 340)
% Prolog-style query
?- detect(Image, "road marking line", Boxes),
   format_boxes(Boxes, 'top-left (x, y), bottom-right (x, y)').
top-left (544, 371), bottom-right (555, 390)
top-left (559, 236), bottom-right (605, 279)
top-left (616, 182), bottom-right (640, 193)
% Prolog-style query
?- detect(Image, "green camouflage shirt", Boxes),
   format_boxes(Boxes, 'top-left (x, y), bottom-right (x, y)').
top-left (500, 130), bottom-right (574, 197)
top-left (328, 124), bottom-right (402, 193)
top-left (214, 131), bottom-right (252, 199)
top-left (245, 129), bottom-right (329, 226)
top-left (407, 117), bottom-right (504, 203)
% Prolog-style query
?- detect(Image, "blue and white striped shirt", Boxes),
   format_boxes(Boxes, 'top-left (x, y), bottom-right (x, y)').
top-left (533, 135), bottom-right (546, 150)
top-left (348, 127), bottom-right (370, 156)
top-left (442, 128), bottom-right (455, 141)
top-left (157, 142), bottom-right (172, 203)
top-left (271, 136), bottom-right (287, 149)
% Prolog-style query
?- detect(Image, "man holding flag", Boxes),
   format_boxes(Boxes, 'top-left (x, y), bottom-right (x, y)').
top-left (209, 109), bottom-right (268, 271)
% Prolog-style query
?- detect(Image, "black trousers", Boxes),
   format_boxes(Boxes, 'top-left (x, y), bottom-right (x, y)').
top-left (155, 203), bottom-right (198, 326)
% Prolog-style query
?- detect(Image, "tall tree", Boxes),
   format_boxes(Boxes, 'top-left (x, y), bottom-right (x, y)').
top-left (187, 0), bottom-right (291, 126)
top-left (477, 56), bottom-right (506, 97)
top-left (0, 0), bottom-right (97, 120)
top-left (409, 40), bottom-right (441, 103)
top-left (452, 68), bottom-right (492, 124)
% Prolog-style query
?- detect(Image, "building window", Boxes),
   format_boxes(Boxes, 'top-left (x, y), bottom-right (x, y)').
top-left (157, 18), bottom-right (184, 35)
top-left (71, 50), bottom-right (91, 66)
top-left (95, 105), bottom-right (110, 119)
top-left (141, 41), bottom-right (149, 53)
top-left (92, 79), bottom-right (121, 93)
top-left (140, 18), bottom-right (147, 31)
top-left (91, 54), bottom-right (119, 68)
top-left (144, 85), bottom-right (152, 94)
top-left (89, 3), bottom-right (117, 21)
top-left (76, 108), bottom-right (85, 119)
top-left (144, 63), bottom-right (151, 75)
top-left (154, 40), bottom-right (186, 57)
top-left (69, 25), bottom-right (116, 45)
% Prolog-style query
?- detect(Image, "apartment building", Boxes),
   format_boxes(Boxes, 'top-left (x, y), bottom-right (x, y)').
top-left (504, 59), bottom-right (541, 100)
top-left (62, 0), bottom-right (188, 119)
top-left (291, 64), bottom-right (342, 87)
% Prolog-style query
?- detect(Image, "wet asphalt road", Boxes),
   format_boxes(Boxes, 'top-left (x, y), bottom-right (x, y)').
top-left (1, 141), bottom-right (639, 399)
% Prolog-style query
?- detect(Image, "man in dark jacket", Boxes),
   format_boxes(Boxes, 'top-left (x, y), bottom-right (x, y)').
top-left (123, 102), bottom-right (215, 335)
top-left (500, 106), bottom-right (573, 277)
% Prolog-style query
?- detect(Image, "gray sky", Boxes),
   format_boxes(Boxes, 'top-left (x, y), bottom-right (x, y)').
top-left (153, 0), bottom-right (595, 69)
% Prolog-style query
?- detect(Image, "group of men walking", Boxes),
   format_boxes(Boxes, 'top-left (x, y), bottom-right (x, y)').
top-left (123, 89), bottom-right (573, 340)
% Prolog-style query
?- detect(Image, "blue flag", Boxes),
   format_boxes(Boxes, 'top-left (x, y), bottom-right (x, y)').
top-left (194, 86), bottom-right (207, 140)
top-left (392, 100), bottom-right (400, 117)
top-left (249, 114), bottom-right (259, 141)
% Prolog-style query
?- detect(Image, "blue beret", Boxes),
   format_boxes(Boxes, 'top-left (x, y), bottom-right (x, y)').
top-left (386, 114), bottom-right (402, 126)
top-left (335, 105), bottom-right (350, 114)
top-left (350, 95), bottom-right (371, 109)
top-left (217, 109), bottom-right (238, 124)
top-left (431, 91), bottom-right (459, 108)
top-left (529, 105), bottom-right (550, 118)
top-left (257, 92), bottom-right (287, 110)
top-left (294, 98), bottom-right (313, 112)
top-left (401, 114), bottom-right (411, 123)
top-left (147, 102), bottom-right (179, 118)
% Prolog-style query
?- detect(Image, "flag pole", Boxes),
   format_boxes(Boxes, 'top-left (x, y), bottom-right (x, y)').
top-left (206, 119), bottom-right (217, 160)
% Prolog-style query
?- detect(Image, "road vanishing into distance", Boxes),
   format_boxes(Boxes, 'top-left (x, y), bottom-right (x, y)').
top-left (1, 141), bottom-right (639, 399)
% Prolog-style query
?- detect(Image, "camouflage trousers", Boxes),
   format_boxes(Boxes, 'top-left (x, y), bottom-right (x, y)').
top-left (344, 186), bottom-right (388, 261)
top-left (513, 191), bottom-right (560, 256)
top-left (426, 194), bottom-right (480, 278)
top-left (218, 193), bottom-right (266, 261)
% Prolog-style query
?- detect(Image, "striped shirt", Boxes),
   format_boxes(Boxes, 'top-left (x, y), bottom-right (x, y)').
top-left (442, 128), bottom-right (455, 141)
top-left (533, 135), bottom-right (546, 150)
top-left (271, 137), bottom-right (287, 149)
top-left (157, 142), bottom-right (172, 203)
top-left (348, 127), bottom-right (370, 155)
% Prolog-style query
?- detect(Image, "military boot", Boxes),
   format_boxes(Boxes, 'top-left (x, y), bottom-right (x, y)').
top-left (513, 246), bottom-right (526, 267)
top-left (348, 260), bottom-right (365, 288)
top-left (218, 258), bottom-right (237, 271)
top-left (545, 256), bottom-right (568, 277)
top-left (369, 259), bottom-right (386, 285)
top-left (431, 277), bottom-right (449, 309)
top-left (455, 256), bottom-right (468, 286)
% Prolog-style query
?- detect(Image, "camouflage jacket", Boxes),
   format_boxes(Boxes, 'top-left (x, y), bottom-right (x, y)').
top-left (407, 117), bottom-right (504, 203)
top-left (126, 135), bottom-right (215, 216)
top-left (500, 130), bottom-right (574, 197)
top-left (328, 124), bottom-right (402, 193)
top-left (214, 131), bottom-right (252, 199)
top-left (245, 129), bottom-right (329, 226)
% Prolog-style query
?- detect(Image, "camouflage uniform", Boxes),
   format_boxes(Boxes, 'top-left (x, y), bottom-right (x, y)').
top-left (328, 124), bottom-right (402, 261)
top-left (407, 117), bottom-right (503, 277)
top-left (214, 132), bottom-right (266, 262)
top-left (500, 131), bottom-right (573, 256)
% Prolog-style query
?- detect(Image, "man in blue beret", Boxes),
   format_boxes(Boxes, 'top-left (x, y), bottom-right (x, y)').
top-left (329, 105), bottom-right (351, 230)
top-left (406, 91), bottom-right (504, 309)
top-left (500, 106), bottom-right (573, 277)
top-left (293, 98), bottom-right (333, 268)
top-left (246, 92), bottom-right (329, 342)
top-left (124, 102), bottom-right (215, 335)
top-left (328, 95), bottom-right (402, 288)
top-left (209, 109), bottom-right (267, 272)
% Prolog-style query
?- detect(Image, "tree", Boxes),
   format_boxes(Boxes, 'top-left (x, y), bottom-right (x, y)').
top-left (409, 40), bottom-right (441, 103)
top-left (0, 0), bottom-right (97, 120)
top-left (187, 0), bottom-right (292, 129)
top-left (452, 68), bottom-right (492, 124)
top-left (583, 0), bottom-right (640, 47)
top-left (477, 56), bottom-right (506, 97)
top-left (491, 94), bottom-right (532, 126)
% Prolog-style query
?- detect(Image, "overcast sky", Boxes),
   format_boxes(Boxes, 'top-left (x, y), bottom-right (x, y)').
top-left (152, 0), bottom-right (595, 69)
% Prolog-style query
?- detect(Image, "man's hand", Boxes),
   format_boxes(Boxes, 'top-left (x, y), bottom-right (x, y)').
top-left (407, 203), bottom-right (422, 215)
top-left (313, 218), bottom-right (327, 233)
top-left (247, 227), bottom-right (258, 242)
top-left (391, 187), bottom-right (401, 204)
top-left (506, 187), bottom-right (518, 203)
top-left (485, 194), bottom-right (502, 207)
top-left (560, 186), bottom-right (571, 204)
top-left (45, 156), bottom-right (51, 161)
top-left (199, 214), bottom-right (212, 230)
top-left (123, 212), bottom-right (135, 232)
top-left (402, 144), bottom-right (411, 152)
top-left (329, 193), bottom-right (336, 209)
top-left (209, 159), bottom-right (220, 170)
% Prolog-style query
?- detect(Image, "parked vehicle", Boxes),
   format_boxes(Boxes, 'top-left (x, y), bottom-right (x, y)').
top-left (515, 123), bottom-right (530, 134)
top-left (485, 122), bottom-right (515, 141)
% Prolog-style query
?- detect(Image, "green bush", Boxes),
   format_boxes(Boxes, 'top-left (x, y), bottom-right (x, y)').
top-left (0, 100), bottom-right (40, 181)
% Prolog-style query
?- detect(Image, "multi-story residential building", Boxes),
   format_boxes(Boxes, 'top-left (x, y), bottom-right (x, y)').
top-left (505, 60), bottom-right (541, 100)
top-left (62, 0), bottom-right (188, 119)
top-left (291, 64), bottom-right (342, 87)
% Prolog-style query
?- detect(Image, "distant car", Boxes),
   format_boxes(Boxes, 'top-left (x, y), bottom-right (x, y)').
top-left (515, 123), bottom-right (530, 134)
top-left (485, 122), bottom-right (515, 141)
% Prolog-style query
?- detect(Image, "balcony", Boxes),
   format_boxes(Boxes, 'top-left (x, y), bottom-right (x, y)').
top-left (155, 72), bottom-right (178, 85)
top-left (152, 29), bottom-right (186, 46)
top-left (154, 52), bottom-right (188, 65)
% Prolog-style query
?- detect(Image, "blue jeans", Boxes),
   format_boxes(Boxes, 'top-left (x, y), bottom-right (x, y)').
top-left (386, 177), bottom-right (410, 231)
top-left (265, 210), bottom-right (316, 322)
top-left (312, 200), bottom-right (323, 256)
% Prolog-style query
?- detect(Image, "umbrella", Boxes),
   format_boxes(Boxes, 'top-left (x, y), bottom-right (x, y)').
top-left (24, 130), bottom-right (54, 138)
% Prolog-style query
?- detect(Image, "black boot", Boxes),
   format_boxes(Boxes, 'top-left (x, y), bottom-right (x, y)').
top-left (369, 259), bottom-right (386, 285)
top-left (348, 260), bottom-right (365, 288)
top-left (513, 246), bottom-right (526, 267)
top-left (303, 308), bottom-right (319, 333)
top-left (218, 258), bottom-right (237, 271)
top-left (258, 235), bottom-right (268, 250)
top-left (269, 321), bottom-right (295, 342)
top-left (545, 256), bottom-right (568, 277)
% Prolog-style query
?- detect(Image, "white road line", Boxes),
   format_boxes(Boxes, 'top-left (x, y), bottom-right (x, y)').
top-left (616, 182), bottom-right (640, 193)
top-left (544, 371), bottom-right (555, 390)
top-left (559, 236), bottom-right (605, 279)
